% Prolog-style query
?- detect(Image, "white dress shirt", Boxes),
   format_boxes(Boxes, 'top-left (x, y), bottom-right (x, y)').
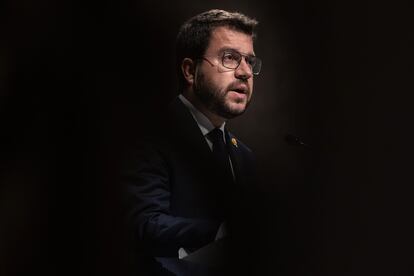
top-left (178, 94), bottom-right (225, 150)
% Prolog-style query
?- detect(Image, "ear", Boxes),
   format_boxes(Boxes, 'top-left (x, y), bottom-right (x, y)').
top-left (181, 58), bottom-right (197, 86)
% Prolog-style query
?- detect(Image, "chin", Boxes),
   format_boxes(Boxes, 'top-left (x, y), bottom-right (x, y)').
top-left (215, 96), bottom-right (250, 119)
top-left (224, 103), bottom-right (247, 117)
top-left (229, 99), bottom-right (247, 110)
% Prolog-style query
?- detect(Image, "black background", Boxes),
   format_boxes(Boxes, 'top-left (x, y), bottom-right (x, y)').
top-left (1, 0), bottom-right (413, 275)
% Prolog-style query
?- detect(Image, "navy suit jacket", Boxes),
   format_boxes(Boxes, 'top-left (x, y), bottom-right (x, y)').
top-left (123, 97), bottom-right (257, 275)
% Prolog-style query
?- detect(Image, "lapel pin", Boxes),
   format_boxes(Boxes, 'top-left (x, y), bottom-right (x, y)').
top-left (231, 138), bottom-right (238, 147)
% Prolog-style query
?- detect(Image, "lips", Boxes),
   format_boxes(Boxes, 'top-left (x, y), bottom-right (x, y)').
top-left (228, 85), bottom-right (248, 94)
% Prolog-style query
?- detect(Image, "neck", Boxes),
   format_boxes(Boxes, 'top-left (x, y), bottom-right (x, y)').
top-left (182, 89), bottom-right (225, 128)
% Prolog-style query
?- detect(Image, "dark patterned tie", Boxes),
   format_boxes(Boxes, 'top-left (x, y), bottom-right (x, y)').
top-left (207, 128), bottom-right (233, 184)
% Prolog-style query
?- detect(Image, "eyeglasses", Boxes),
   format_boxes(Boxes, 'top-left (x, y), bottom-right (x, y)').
top-left (200, 49), bottom-right (262, 76)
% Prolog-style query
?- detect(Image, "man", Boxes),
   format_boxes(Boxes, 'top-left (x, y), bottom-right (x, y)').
top-left (123, 9), bottom-right (262, 275)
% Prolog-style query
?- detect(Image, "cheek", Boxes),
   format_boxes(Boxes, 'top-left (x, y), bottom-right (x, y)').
top-left (249, 81), bottom-right (254, 93)
top-left (213, 77), bottom-right (230, 93)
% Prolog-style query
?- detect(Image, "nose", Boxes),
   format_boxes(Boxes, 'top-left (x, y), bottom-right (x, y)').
top-left (234, 57), bottom-right (253, 80)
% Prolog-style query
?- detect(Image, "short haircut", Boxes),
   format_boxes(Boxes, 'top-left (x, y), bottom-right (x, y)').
top-left (176, 9), bottom-right (258, 90)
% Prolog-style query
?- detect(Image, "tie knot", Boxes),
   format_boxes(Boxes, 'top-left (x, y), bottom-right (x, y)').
top-left (208, 128), bottom-right (225, 144)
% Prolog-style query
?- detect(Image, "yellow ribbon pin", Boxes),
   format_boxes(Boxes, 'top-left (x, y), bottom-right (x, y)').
top-left (231, 138), bottom-right (238, 147)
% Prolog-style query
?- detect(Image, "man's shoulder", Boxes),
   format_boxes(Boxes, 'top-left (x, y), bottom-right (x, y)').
top-left (123, 96), bottom-right (203, 158)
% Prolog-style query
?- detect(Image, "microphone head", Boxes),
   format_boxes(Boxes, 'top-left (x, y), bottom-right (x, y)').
top-left (285, 133), bottom-right (310, 148)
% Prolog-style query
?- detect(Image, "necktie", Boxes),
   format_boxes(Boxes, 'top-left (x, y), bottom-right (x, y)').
top-left (207, 128), bottom-right (233, 184)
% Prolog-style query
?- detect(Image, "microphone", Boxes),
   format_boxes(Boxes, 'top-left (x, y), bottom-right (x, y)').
top-left (285, 133), bottom-right (310, 149)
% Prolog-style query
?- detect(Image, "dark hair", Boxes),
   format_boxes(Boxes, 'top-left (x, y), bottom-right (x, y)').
top-left (175, 9), bottom-right (258, 90)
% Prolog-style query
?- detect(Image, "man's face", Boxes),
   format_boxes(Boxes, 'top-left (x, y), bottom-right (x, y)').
top-left (193, 26), bottom-right (255, 119)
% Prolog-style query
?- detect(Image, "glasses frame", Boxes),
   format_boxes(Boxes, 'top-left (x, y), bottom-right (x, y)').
top-left (199, 49), bottom-right (262, 76)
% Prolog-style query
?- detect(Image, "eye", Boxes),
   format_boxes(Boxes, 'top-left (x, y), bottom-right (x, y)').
top-left (223, 52), bottom-right (238, 61)
top-left (246, 56), bottom-right (256, 66)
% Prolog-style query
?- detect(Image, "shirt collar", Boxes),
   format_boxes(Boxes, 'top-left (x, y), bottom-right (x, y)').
top-left (178, 94), bottom-right (226, 139)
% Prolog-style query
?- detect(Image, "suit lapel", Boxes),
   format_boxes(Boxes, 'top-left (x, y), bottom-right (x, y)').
top-left (225, 130), bottom-right (245, 189)
top-left (169, 97), bottom-right (248, 189)
top-left (168, 97), bottom-right (213, 159)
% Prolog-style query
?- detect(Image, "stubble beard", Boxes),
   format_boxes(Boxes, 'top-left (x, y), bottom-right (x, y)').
top-left (193, 70), bottom-right (250, 120)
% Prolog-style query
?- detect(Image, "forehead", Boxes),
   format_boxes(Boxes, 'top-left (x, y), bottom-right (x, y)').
top-left (206, 26), bottom-right (254, 55)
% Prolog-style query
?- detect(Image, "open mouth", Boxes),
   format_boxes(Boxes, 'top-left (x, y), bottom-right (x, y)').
top-left (228, 90), bottom-right (247, 102)
top-left (231, 88), bottom-right (246, 94)
top-left (229, 86), bottom-right (248, 94)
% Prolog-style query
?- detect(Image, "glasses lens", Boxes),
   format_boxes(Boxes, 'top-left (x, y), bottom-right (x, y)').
top-left (221, 50), bottom-right (262, 75)
top-left (252, 57), bottom-right (262, 75)
top-left (222, 51), bottom-right (242, 69)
